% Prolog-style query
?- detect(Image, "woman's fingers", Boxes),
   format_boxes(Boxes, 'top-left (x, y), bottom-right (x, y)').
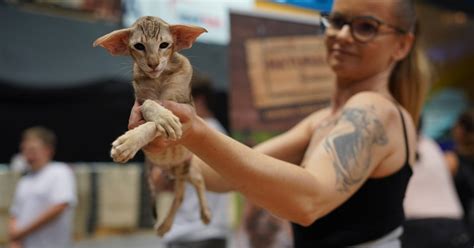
top-left (161, 100), bottom-right (195, 123)
top-left (128, 100), bottom-right (145, 130)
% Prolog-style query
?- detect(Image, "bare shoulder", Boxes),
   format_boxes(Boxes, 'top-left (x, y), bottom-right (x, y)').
top-left (343, 92), bottom-right (409, 130)
top-left (345, 92), bottom-right (417, 171)
top-left (346, 92), bottom-right (398, 115)
top-left (346, 91), bottom-right (416, 134)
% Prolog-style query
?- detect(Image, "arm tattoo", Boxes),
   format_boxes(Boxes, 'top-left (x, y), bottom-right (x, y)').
top-left (324, 106), bottom-right (388, 193)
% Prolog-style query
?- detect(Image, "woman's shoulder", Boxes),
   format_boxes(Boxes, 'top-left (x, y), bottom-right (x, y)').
top-left (346, 91), bottom-right (395, 106)
top-left (344, 91), bottom-right (402, 123)
top-left (347, 92), bottom-right (418, 166)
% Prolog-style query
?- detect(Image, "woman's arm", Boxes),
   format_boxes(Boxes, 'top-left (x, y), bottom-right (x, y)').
top-left (164, 92), bottom-right (398, 225)
top-left (130, 100), bottom-right (316, 193)
top-left (253, 111), bottom-right (318, 164)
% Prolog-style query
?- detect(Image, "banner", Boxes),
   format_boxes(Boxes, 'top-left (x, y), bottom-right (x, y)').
top-left (256, 0), bottom-right (332, 14)
top-left (122, 0), bottom-right (253, 45)
top-left (245, 35), bottom-right (334, 122)
top-left (269, 0), bottom-right (333, 12)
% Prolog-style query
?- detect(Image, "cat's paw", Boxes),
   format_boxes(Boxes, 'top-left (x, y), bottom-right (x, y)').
top-left (154, 114), bottom-right (182, 140)
top-left (201, 208), bottom-right (212, 225)
top-left (142, 100), bottom-right (182, 140)
top-left (110, 130), bottom-right (143, 163)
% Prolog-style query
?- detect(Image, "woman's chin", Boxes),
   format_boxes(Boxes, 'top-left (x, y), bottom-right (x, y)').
top-left (328, 60), bottom-right (356, 76)
top-left (329, 62), bottom-right (346, 74)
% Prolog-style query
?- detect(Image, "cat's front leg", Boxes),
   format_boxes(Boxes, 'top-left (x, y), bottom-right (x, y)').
top-left (141, 99), bottom-right (182, 140)
top-left (111, 122), bottom-right (157, 163)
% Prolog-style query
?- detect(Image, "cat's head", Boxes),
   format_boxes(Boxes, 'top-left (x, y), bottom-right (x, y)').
top-left (93, 16), bottom-right (206, 78)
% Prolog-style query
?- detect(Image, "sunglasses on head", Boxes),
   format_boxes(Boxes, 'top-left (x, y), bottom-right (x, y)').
top-left (320, 13), bottom-right (407, 43)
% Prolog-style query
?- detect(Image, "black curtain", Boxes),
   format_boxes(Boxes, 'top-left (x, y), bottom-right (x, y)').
top-left (0, 80), bottom-right (145, 163)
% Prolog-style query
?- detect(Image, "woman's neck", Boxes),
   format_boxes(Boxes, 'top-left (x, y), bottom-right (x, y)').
top-left (331, 68), bottom-right (394, 113)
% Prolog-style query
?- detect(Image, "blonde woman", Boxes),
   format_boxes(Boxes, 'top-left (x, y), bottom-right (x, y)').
top-left (128, 0), bottom-right (429, 246)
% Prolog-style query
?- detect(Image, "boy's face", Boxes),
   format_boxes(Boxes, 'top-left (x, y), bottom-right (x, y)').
top-left (20, 137), bottom-right (53, 171)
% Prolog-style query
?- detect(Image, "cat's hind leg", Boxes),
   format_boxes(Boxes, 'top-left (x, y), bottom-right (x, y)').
top-left (155, 175), bottom-right (186, 236)
top-left (188, 163), bottom-right (212, 224)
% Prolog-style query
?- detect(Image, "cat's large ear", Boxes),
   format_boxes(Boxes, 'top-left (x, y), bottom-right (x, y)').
top-left (93, 28), bottom-right (131, 56)
top-left (170, 25), bottom-right (207, 51)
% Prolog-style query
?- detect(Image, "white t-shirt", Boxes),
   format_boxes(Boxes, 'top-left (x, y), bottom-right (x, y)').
top-left (163, 117), bottom-right (231, 243)
top-left (10, 162), bottom-right (77, 248)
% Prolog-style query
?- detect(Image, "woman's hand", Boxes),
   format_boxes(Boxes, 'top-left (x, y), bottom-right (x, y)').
top-left (128, 100), bottom-right (146, 130)
top-left (127, 100), bottom-right (199, 153)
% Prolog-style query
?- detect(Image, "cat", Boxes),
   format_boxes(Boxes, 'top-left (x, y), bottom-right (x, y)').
top-left (93, 16), bottom-right (210, 236)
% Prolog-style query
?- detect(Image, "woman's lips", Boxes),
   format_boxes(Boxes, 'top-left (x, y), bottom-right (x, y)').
top-left (330, 48), bottom-right (356, 56)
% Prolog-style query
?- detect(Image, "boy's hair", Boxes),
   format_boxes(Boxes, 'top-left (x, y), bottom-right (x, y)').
top-left (22, 126), bottom-right (57, 148)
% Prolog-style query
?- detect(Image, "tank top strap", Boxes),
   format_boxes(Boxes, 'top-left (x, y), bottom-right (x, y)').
top-left (395, 105), bottom-right (410, 165)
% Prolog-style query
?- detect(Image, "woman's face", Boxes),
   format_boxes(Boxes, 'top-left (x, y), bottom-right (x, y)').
top-left (325, 0), bottom-right (411, 81)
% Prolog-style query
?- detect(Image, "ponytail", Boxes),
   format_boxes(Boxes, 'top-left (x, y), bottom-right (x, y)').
top-left (390, 1), bottom-right (431, 126)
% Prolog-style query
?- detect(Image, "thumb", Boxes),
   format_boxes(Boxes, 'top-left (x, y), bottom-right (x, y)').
top-left (161, 100), bottom-right (194, 123)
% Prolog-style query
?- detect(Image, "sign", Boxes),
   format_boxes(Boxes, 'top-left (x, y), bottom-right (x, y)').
top-left (256, 0), bottom-right (332, 15)
top-left (245, 35), bottom-right (334, 121)
top-left (122, 0), bottom-right (253, 45)
top-left (269, 0), bottom-right (333, 12)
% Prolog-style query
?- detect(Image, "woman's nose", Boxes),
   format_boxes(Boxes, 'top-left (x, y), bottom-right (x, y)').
top-left (335, 25), bottom-right (353, 42)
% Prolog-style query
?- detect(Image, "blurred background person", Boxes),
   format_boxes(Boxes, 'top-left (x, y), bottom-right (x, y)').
top-left (241, 202), bottom-right (292, 248)
top-left (402, 119), bottom-right (470, 248)
top-left (150, 73), bottom-right (232, 248)
top-left (445, 109), bottom-right (474, 234)
top-left (8, 126), bottom-right (77, 248)
top-left (9, 153), bottom-right (29, 174)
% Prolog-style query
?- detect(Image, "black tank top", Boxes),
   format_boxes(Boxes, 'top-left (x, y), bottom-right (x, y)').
top-left (292, 107), bottom-right (413, 247)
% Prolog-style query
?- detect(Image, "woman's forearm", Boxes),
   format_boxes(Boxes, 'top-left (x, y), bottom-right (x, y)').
top-left (193, 156), bottom-right (235, 192)
top-left (184, 118), bottom-right (323, 225)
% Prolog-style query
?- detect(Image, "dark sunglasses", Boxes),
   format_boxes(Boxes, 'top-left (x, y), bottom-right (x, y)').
top-left (321, 13), bottom-right (407, 43)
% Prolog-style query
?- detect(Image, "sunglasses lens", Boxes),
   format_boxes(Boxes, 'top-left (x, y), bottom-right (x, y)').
top-left (352, 18), bottom-right (378, 42)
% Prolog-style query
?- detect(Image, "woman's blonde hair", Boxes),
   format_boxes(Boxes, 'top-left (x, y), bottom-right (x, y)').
top-left (389, 0), bottom-right (431, 126)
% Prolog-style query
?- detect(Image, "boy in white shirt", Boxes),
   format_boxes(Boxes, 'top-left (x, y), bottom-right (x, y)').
top-left (9, 126), bottom-right (77, 248)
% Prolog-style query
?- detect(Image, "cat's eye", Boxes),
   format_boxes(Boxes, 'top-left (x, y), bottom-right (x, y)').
top-left (134, 43), bottom-right (145, 51)
top-left (159, 42), bottom-right (169, 49)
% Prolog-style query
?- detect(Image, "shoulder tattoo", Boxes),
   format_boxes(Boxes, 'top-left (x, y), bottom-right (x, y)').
top-left (323, 106), bottom-right (388, 193)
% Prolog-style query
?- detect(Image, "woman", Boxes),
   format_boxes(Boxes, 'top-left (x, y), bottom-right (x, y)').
top-left (128, 0), bottom-right (429, 246)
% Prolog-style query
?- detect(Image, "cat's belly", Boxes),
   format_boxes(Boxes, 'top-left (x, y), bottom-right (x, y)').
top-left (144, 145), bottom-right (192, 168)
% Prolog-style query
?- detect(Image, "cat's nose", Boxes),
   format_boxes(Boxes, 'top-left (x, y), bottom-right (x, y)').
top-left (148, 63), bottom-right (158, 70)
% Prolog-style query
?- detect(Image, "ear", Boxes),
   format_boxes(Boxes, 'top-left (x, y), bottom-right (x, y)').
top-left (93, 28), bottom-right (131, 56)
top-left (170, 25), bottom-right (207, 51)
top-left (392, 33), bottom-right (415, 61)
